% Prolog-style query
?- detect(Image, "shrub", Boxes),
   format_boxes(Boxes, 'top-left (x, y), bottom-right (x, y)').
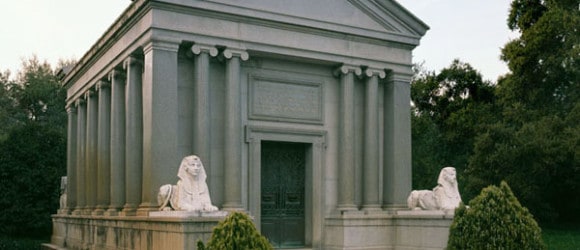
top-left (197, 211), bottom-right (273, 250)
top-left (448, 181), bottom-right (545, 249)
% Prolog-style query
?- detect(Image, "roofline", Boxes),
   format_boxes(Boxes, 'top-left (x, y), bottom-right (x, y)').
top-left (63, 0), bottom-right (147, 86)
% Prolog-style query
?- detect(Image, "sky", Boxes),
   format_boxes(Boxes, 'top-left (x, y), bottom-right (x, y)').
top-left (0, 0), bottom-right (517, 82)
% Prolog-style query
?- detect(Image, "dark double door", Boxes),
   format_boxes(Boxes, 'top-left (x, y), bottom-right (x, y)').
top-left (261, 141), bottom-right (306, 248)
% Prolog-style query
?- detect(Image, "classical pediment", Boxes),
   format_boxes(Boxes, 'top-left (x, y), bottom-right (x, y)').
top-left (182, 0), bottom-right (429, 45)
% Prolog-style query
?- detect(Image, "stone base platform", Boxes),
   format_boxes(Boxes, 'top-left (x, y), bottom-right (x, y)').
top-left (44, 212), bottom-right (227, 250)
top-left (324, 210), bottom-right (454, 250)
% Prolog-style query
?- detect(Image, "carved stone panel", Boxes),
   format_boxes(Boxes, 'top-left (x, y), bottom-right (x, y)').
top-left (249, 74), bottom-right (324, 124)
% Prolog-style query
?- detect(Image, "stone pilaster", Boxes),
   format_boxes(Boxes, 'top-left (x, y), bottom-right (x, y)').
top-left (64, 105), bottom-right (77, 214)
top-left (362, 68), bottom-right (385, 211)
top-left (335, 65), bottom-right (361, 211)
top-left (191, 44), bottom-right (218, 177)
top-left (138, 39), bottom-right (180, 216)
top-left (106, 69), bottom-right (126, 216)
top-left (73, 98), bottom-right (86, 215)
top-left (94, 80), bottom-right (111, 216)
top-left (222, 48), bottom-right (248, 210)
top-left (122, 56), bottom-right (144, 216)
top-left (85, 89), bottom-right (98, 215)
top-left (383, 73), bottom-right (412, 209)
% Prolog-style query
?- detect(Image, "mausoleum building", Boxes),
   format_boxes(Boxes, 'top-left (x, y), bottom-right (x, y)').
top-left (47, 1), bottom-right (456, 249)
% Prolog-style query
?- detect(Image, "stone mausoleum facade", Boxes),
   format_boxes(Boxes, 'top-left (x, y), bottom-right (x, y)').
top-left (46, 1), bottom-right (454, 249)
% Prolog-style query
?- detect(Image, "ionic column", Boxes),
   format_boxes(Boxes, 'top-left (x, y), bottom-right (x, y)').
top-left (138, 39), bottom-right (180, 215)
top-left (106, 69), bottom-right (126, 216)
top-left (73, 98), bottom-right (86, 215)
top-left (94, 80), bottom-right (111, 215)
top-left (64, 105), bottom-right (77, 214)
top-left (362, 68), bottom-right (385, 211)
top-left (222, 48), bottom-right (248, 210)
top-left (383, 73), bottom-right (412, 209)
top-left (122, 56), bottom-right (143, 216)
top-left (335, 65), bottom-right (361, 211)
top-left (191, 44), bottom-right (217, 173)
top-left (85, 89), bottom-right (98, 214)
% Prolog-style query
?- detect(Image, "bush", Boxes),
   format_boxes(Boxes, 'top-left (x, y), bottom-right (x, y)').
top-left (197, 211), bottom-right (273, 250)
top-left (448, 181), bottom-right (545, 249)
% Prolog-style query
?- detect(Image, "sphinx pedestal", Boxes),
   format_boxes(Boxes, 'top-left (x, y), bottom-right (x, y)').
top-left (43, 213), bottom-right (225, 250)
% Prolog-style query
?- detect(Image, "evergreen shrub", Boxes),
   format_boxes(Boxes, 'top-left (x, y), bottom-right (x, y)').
top-left (197, 211), bottom-right (273, 250)
top-left (448, 181), bottom-right (545, 249)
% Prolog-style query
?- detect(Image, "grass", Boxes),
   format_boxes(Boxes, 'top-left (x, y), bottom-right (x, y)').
top-left (543, 226), bottom-right (580, 250)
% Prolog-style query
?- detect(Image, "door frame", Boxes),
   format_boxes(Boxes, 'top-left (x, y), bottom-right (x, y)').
top-left (245, 125), bottom-right (326, 248)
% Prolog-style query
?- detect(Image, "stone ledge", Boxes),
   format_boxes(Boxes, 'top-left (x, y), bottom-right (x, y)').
top-left (149, 210), bottom-right (229, 218)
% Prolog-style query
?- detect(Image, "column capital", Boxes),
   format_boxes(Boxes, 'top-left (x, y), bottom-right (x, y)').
top-left (84, 89), bottom-right (95, 99)
top-left (364, 68), bottom-right (387, 79)
top-left (191, 43), bottom-right (218, 57)
top-left (334, 64), bottom-right (362, 77)
top-left (96, 80), bottom-right (111, 91)
top-left (75, 98), bottom-right (86, 106)
top-left (108, 69), bottom-right (126, 83)
top-left (123, 56), bottom-right (143, 70)
top-left (223, 48), bottom-right (249, 61)
top-left (66, 105), bottom-right (77, 114)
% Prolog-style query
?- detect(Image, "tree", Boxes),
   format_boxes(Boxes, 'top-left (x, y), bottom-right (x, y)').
top-left (411, 60), bottom-right (495, 192)
top-left (0, 56), bottom-right (68, 237)
top-left (466, 0), bottom-right (580, 223)
top-left (448, 181), bottom-right (545, 250)
top-left (500, 0), bottom-right (579, 113)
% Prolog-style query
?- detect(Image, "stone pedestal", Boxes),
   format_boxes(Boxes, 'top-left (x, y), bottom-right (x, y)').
top-left (324, 210), bottom-right (453, 250)
top-left (43, 214), bottom-right (225, 250)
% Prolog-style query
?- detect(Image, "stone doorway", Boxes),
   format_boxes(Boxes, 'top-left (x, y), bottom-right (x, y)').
top-left (261, 141), bottom-right (306, 248)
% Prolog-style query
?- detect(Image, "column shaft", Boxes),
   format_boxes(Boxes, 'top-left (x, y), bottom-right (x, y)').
top-left (85, 90), bottom-right (98, 214)
top-left (139, 40), bottom-right (180, 215)
top-left (336, 65), bottom-right (359, 211)
top-left (94, 81), bottom-right (111, 215)
top-left (363, 72), bottom-right (380, 210)
top-left (107, 70), bottom-right (126, 215)
top-left (123, 56), bottom-right (143, 216)
top-left (192, 44), bottom-right (217, 169)
top-left (65, 106), bottom-right (77, 213)
top-left (74, 100), bottom-right (86, 215)
top-left (222, 49), bottom-right (248, 210)
top-left (383, 74), bottom-right (412, 208)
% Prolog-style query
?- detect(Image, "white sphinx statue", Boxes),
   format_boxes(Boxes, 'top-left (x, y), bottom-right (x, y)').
top-left (59, 176), bottom-right (67, 210)
top-left (157, 155), bottom-right (218, 212)
top-left (407, 167), bottom-right (462, 210)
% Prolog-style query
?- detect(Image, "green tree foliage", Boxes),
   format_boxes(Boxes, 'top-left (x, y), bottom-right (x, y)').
top-left (466, 0), bottom-right (580, 222)
top-left (411, 60), bottom-right (495, 191)
top-left (0, 56), bottom-right (68, 237)
top-left (448, 181), bottom-right (545, 250)
top-left (197, 212), bottom-right (273, 250)
top-left (500, 0), bottom-right (579, 113)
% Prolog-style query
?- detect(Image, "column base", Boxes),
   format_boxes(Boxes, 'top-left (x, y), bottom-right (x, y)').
top-left (92, 209), bottom-right (105, 216)
top-left (120, 204), bottom-right (138, 216)
top-left (221, 203), bottom-right (244, 211)
top-left (337, 204), bottom-right (358, 212)
top-left (104, 207), bottom-right (121, 216)
top-left (362, 204), bottom-right (382, 212)
top-left (137, 203), bottom-right (158, 216)
top-left (71, 207), bottom-right (84, 215)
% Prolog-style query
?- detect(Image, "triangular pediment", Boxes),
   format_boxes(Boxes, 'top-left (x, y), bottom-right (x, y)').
top-left (198, 0), bottom-right (429, 43)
